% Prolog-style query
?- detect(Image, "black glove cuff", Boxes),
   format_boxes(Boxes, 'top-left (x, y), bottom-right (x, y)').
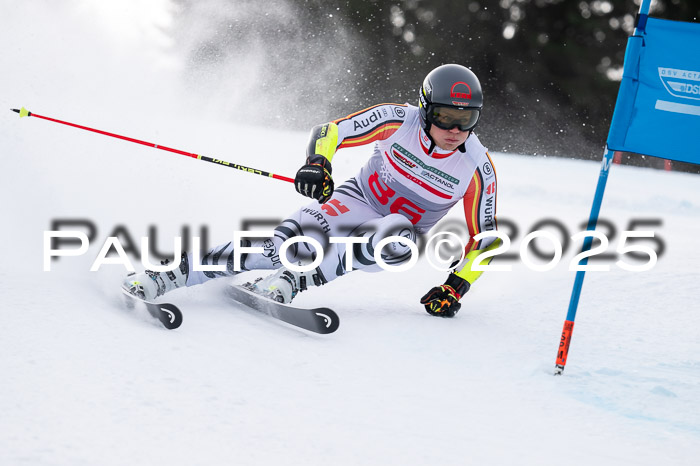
top-left (306, 155), bottom-right (332, 174)
top-left (444, 273), bottom-right (470, 297)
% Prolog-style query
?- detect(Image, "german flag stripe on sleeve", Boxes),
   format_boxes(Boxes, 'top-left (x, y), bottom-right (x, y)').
top-left (337, 122), bottom-right (403, 149)
top-left (464, 169), bottom-right (485, 252)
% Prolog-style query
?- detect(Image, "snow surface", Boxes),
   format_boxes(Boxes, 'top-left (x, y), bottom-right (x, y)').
top-left (1, 2), bottom-right (699, 465)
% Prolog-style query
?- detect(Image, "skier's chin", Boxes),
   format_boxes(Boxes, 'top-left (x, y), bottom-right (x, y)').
top-left (438, 139), bottom-right (462, 151)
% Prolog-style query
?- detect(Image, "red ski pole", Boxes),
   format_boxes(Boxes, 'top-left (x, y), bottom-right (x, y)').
top-left (11, 107), bottom-right (294, 184)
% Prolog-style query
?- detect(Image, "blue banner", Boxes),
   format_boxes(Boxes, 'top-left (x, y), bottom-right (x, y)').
top-left (607, 17), bottom-right (700, 164)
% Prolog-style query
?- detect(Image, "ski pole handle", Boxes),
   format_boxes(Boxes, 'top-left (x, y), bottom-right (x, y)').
top-left (11, 107), bottom-right (294, 184)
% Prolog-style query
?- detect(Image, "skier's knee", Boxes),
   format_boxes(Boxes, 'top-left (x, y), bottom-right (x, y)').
top-left (356, 213), bottom-right (417, 269)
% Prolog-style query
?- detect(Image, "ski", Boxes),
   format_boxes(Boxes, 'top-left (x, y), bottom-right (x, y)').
top-left (226, 285), bottom-right (339, 334)
top-left (121, 289), bottom-right (183, 330)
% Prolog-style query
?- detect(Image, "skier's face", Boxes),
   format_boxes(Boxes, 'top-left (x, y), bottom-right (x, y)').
top-left (429, 124), bottom-right (470, 151)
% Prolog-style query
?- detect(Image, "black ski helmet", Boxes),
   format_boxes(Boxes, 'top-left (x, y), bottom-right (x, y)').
top-left (418, 64), bottom-right (483, 134)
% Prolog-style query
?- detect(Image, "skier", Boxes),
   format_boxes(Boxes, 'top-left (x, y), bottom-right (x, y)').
top-left (123, 64), bottom-right (499, 318)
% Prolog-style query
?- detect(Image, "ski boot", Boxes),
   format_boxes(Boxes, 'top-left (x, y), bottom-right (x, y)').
top-left (122, 253), bottom-right (189, 300)
top-left (245, 267), bottom-right (326, 304)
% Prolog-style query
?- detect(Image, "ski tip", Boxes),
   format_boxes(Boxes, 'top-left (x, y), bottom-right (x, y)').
top-left (315, 308), bottom-right (340, 334)
top-left (11, 107), bottom-right (30, 118)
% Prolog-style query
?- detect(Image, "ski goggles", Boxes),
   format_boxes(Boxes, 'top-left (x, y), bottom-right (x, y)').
top-left (427, 105), bottom-right (481, 132)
